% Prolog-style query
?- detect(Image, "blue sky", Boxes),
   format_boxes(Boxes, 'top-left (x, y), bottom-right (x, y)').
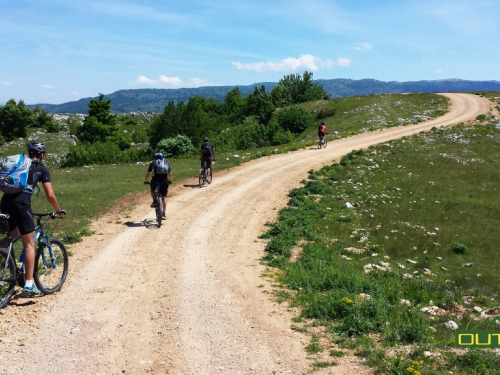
top-left (1, 0), bottom-right (499, 105)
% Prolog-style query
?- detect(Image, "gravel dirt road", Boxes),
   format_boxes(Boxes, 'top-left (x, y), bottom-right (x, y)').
top-left (0, 93), bottom-right (493, 375)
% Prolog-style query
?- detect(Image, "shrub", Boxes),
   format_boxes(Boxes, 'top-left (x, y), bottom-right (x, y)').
top-left (451, 242), bottom-right (468, 255)
top-left (476, 114), bottom-right (487, 122)
top-left (275, 106), bottom-right (310, 134)
top-left (63, 142), bottom-right (150, 167)
top-left (157, 135), bottom-right (194, 158)
top-left (316, 108), bottom-right (337, 120)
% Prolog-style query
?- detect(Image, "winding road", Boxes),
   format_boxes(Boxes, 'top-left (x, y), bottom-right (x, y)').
top-left (0, 93), bottom-right (492, 375)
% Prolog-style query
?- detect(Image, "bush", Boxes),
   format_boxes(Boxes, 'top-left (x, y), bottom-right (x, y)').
top-left (275, 106), bottom-right (310, 134)
top-left (63, 142), bottom-right (150, 167)
top-left (316, 108), bottom-right (337, 120)
top-left (451, 242), bottom-right (468, 254)
top-left (156, 135), bottom-right (194, 158)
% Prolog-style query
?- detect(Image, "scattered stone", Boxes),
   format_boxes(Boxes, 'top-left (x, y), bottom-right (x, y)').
top-left (356, 293), bottom-right (371, 301)
top-left (463, 263), bottom-right (473, 267)
top-left (400, 299), bottom-right (411, 307)
top-left (407, 259), bottom-right (417, 264)
top-left (444, 320), bottom-right (459, 330)
top-left (344, 247), bottom-right (365, 254)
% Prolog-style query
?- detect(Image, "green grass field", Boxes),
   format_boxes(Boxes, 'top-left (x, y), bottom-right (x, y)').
top-left (262, 108), bottom-right (500, 373)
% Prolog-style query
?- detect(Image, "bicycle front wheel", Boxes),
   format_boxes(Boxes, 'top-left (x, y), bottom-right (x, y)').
top-left (0, 248), bottom-right (17, 308)
top-left (34, 238), bottom-right (69, 295)
top-left (156, 197), bottom-right (163, 227)
top-left (324, 137), bottom-right (328, 148)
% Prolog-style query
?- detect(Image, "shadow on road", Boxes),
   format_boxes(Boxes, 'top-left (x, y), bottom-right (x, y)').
top-left (124, 219), bottom-right (159, 229)
top-left (183, 184), bottom-right (203, 189)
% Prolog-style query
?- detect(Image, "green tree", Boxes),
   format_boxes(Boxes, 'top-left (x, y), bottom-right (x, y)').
top-left (76, 94), bottom-right (120, 144)
top-left (33, 106), bottom-right (61, 133)
top-left (0, 99), bottom-right (35, 142)
top-left (245, 85), bottom-right (275, 125)
top-left (224, 87), bottom-right (246, 125)
top-left (271, 71), bottom-right (326, 107)
top-left (148, 101), bottom-right (184, 148)
top-left (181, 96), bottom-right (219, 142)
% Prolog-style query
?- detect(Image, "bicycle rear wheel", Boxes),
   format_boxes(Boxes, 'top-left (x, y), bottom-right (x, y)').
top-left (33, 238), bottom-right (69, 294)
top-left (156, 197), bottom-right (163, 227)
top-left (0, 248), bottom-right (17, 308)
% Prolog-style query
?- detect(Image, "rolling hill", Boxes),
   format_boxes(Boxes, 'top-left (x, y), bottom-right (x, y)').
top-left (28, 78), bottom-right (500, 114)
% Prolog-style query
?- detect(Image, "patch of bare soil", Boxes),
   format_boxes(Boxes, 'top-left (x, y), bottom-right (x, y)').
top-left (0, 93), bottom-right (492, 375)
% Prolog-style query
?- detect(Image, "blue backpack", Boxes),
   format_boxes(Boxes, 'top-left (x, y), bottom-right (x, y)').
top-left (0, 154), bottom-right (33, 194)
top-left (154, 159), bottom-right (170, 175)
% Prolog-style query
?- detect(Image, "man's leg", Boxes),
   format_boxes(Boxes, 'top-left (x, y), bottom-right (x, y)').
top-left (20, 231), bottom-right (40, 297)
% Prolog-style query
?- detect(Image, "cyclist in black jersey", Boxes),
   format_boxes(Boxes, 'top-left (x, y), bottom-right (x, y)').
top-left (0, 142), bottom-right (65, 298)
top-left (199, 137), bottom-right (216, 179)
top-left (144, 153), bottom-right (172, 220)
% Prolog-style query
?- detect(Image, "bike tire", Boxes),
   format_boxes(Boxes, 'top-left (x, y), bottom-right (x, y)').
top-left (324, 137), bottom-right (328, 148)
top-left (156, 197), bottom-right (163, 227)
top-left (199, 168), bottom-right (205, 187)
top-left (0, 248), bottom-right (18, 308)
top-left (33, 238), bottom-right (69, 295)
top-left (207, 167), bottom-right (213, 184)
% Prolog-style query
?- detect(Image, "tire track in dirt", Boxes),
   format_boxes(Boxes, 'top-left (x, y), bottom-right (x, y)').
top-left (0, 93), bottom-right (492, 375)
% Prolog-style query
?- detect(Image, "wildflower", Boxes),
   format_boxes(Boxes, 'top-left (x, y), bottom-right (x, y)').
top-left (341, 297), bottom-right (353, 304)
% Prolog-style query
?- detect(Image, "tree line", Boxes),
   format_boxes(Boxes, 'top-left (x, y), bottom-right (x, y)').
top-left (0, 72), bottom-right (327, 166)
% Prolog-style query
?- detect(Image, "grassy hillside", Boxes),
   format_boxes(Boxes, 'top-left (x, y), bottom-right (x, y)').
top-left (261, 101), bottom-right (500, 373)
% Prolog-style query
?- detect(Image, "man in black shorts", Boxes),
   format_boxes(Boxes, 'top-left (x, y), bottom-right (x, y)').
top-left (199, 137), bottom-right (216, 179)
top-left (0, 142), bottom-right (65, 297)
top-left (144, 152), bottom-right (172, 220)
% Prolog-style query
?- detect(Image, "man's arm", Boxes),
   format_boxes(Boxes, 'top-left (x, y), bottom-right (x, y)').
top-left (212, 147), bottom-right (216, 161)
top-left (168, 171), bottom-right (172, 183)
top-left (41, 182), bottom-right (64, 215)
top-left (144, 171), bottom-right (152, 183)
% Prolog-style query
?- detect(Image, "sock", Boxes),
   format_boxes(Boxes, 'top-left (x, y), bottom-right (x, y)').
top-left (25, 279), bottom-right (34, 288)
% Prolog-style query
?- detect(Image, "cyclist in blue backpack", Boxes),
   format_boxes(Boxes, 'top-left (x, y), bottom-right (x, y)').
top-left (199, 137), bottom-right (216, 179)
top-left (144, 153), bottom-right (172, 220)
top-left (0, 142), bottom-right (65, 298)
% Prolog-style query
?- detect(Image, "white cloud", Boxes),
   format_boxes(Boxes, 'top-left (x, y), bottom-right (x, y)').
top-left (231, 54), bottom-right (349, 73)
top-left (135, 75), bottom-right (211, 88)
top-left (336, 57), bottom-right (351, 67)
top-left (435, 69), bottom-right (443, 74)
top-left (42, 84), bottom-right (55, 89)
top-left (355, 43), bottom-right (373, 51)
top-left (70, 91), bottom-right (80, 96)
top-left (2, 82), bottom-right (11, 85)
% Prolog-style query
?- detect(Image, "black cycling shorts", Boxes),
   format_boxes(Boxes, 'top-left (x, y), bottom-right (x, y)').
top-left (201, 157), bottom-right (213, 169)
top-left (150, 179), bottom-right (169, 197)
top-left (0, 196), bottom-right (35, 235)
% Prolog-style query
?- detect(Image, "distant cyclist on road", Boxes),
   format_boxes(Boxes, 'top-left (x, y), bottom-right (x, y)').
top-left (144, 153), bottom-right (172, 220)
top-left (200, 137), bottom-right (216, 179)
top-left (0, 142), bottom-right (65, 298)
top-left (318, 122), bottom-right (328, 144)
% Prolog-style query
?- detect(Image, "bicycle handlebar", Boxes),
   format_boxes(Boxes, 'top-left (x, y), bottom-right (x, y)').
top-left (32, 211), bottom-right (66, 220)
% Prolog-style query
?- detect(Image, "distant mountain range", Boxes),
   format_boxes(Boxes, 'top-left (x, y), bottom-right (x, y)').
top-left (28, 78), bottom-right (500, 114)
